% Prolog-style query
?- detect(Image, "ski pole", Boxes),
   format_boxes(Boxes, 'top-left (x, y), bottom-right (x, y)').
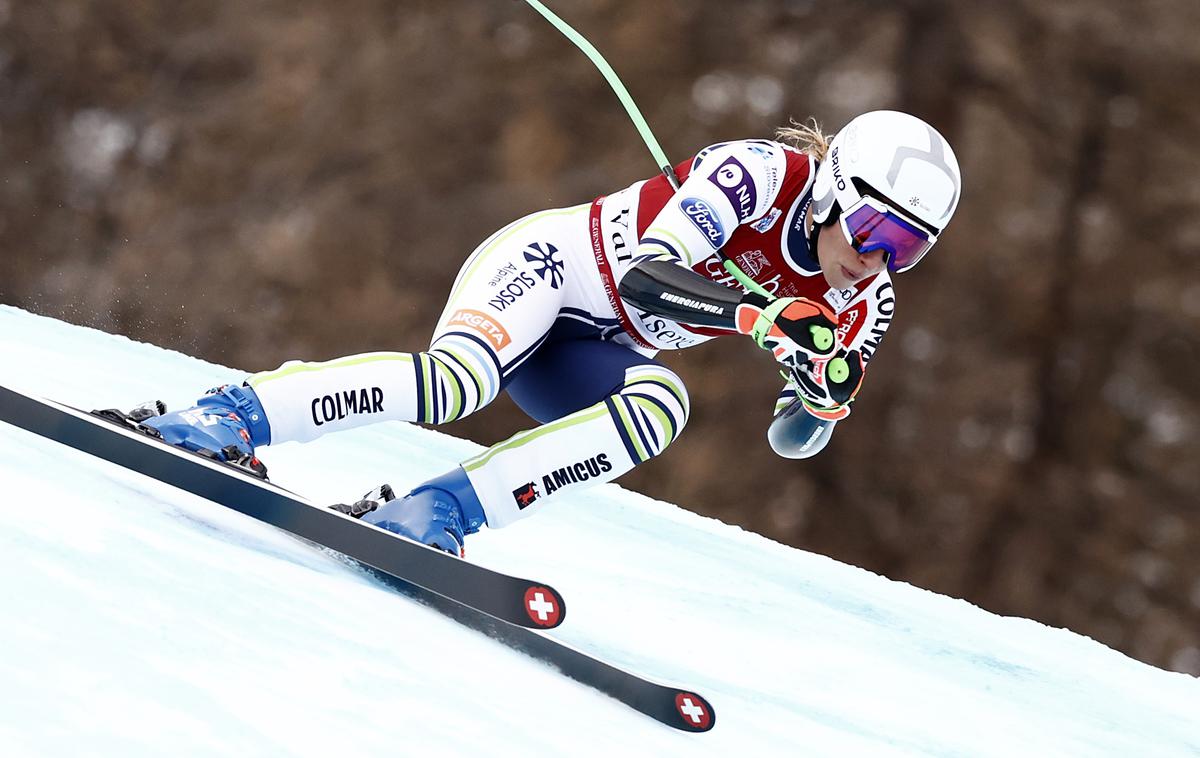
top-left (517, 0), bottom-right (771, 299)
top-left (517, 0), bottom-right (679, 189)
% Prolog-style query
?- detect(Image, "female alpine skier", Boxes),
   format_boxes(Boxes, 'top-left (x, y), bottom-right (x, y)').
top-left (139, 110), bottom-right (962, 555)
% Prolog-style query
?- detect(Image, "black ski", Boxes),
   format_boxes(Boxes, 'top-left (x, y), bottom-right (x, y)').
top-left (0, 383), bottom-right (715, 732)
top-left (0, 384), bottom-right (565, 631)
top-left (366, 566), bottom-right (716, 733)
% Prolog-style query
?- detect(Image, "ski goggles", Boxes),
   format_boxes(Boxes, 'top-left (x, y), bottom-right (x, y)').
top-left (839, 196), bottom-right (938, 273)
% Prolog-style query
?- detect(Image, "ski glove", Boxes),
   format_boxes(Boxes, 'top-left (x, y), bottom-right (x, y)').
top-left (735, 292), bottom-right (839, 371)
top-left (789, 347), bottom-right (866, 421)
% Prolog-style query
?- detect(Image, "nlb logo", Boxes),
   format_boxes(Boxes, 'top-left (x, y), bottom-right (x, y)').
top-left (714, 160), bottom-right (743, 188)
top-left (448, 309), bottom-right (511, 350)
top-left (680, 197), bottom-right (727, 248)
top-left (708, 155), bottom-right (757, 221)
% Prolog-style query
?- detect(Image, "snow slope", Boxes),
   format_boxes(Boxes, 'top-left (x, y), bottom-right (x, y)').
top-left (0, 304), bottom-right (1197, 757)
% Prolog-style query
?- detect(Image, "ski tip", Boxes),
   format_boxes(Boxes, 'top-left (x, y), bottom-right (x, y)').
top-left (672, 691), bottom-right (715, 732)
top-left (522, 584), bottom-right (566, 628)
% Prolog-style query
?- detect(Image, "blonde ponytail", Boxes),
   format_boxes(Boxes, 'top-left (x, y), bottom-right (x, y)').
top-left (774, 117), bottom-right (833, 161)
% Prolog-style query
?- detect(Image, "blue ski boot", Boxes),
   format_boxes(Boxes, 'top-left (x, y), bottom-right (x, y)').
top-left (334, 468), bottom-right (487, 556)
top-left (139, 384), bottom-right (273, 477)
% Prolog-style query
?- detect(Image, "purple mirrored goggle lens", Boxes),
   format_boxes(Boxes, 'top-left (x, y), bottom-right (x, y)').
top-left (841, 202), bottom-right (936, 273)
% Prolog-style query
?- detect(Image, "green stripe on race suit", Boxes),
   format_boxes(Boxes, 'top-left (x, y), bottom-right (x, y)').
top-left (248, 353), bottom-right (415, 387)
top-left (461, 405), bottom-right (610, 473)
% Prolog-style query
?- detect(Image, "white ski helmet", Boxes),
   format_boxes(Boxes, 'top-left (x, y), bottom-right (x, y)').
top-left (811, 110), bottom-right (961, 272)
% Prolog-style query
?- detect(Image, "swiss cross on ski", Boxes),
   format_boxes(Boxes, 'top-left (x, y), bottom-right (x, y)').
top-left (674, 691), bottom-right (714, 731)
top-left (524, 585), bottom-right (563, 627)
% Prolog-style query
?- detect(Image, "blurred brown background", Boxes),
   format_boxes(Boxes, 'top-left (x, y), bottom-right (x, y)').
top-left (2, 0), bottom-right (1198, 673)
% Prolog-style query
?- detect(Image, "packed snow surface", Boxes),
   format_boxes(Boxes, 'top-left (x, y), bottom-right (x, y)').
top-left (0, 305), bottom-right (1197, 756)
